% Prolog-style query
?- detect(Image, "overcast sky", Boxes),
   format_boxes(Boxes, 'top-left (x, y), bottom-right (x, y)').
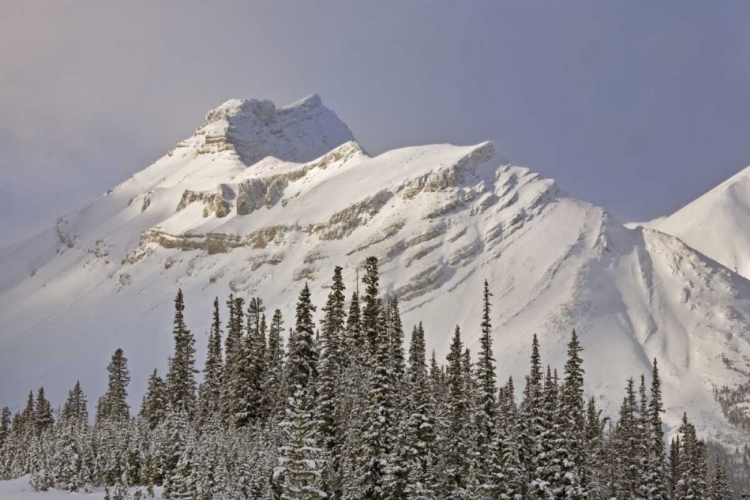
top-left (2, 1), bottom-right (750, 247)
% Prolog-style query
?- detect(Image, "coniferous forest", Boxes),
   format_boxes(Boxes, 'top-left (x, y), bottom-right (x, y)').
top-left (0, 256), bottom-right (745, 499)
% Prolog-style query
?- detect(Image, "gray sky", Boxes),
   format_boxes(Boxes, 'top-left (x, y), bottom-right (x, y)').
top-left (2, 1), bottom-right (750, 247)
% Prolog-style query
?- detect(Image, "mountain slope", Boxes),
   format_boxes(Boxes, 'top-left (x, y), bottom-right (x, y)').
top-left (638, 166), bottom-right (750, 279)
top-left (1, 96), bottom-right (749, 444)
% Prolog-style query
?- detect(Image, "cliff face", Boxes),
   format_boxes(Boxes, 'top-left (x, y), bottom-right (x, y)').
top-left (196, 94), bottom-right (356, 165)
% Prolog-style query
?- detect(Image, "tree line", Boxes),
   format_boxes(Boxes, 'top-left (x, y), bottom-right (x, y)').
top-left (0, 256), bottom-right (740, 499)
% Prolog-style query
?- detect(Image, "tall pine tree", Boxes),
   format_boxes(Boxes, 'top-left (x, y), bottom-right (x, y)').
top-left (167, 289), bottom-right (197, 419)
top-left (317, 266), bottom-right (346, 497)
top-left (98, 349), bottom-right (130, 424)
top-left (198, 297), bottom-right (223, 427)
top-left (475, 279), bottom-right (497, 490)
top-left (140, 369), bottom-right (167, 429)
top-left (277, 282), bottom-right (325, 499)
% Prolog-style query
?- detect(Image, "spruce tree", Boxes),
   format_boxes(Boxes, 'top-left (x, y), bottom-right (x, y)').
top-left (198, 297), bottom-right (223, 427)
top-left (339, 291), bottom-right (369, 500)
top-left (529, 366), bottom-right (560, 498)
top-left (387, 296), bottom-right (406, 385)
top-left (583, 397), bottom-right (605, 500)
top-left (429, 350), bottom-right (443, 408)
top-left (672, 414), bottom-right (708, 500)
top-left (222, 295), bottom-right (244, 426)
top-left (317, 266), bottom-right (346, 497)
top-left (266, 308), bottom-right (286, 420)
top-left (0, 406), bottom-right (10, 448)
top-left (355, 265), bottom-right (397, 500)
top-left (636, 374), bottom-right (651, 500)
top-left (475, 279), bottom-right (497, 490)
top-left (287, 283), bottom-right (318, 395)
top-left (556, 330), bottom-right (586, 499)
top-left (244, 297), bottom-right (267, 423)
top-left (614, 378), bottom-right (639, 497)
top-left (403, 322), bottom-right (438, 498)
top-left (166, 289), bottom-right (197, 418)
top-left (61, 380), bottom-right (89, 428)
top-left (34, 387), bottom-right (54, 433)
top-left (160, 408), bottom-right (191, 498)
top-left (362, 256), bottom-right (382, 357)
top-left (520, 334), bottom-right (544, 490)
top-left (232, 296), bottom-right (266, 427)
top-left (646, 358), bottom-right (668, 500)
top-left (278, 389), bottom-right (327, 500)
top-left (140, 369), bottom-right (167, 429)
top-left (670, 437), bottom-right (680, 498)
top-left (442, 325), bottom-right (471, 498)
top-left (21, 390), bottom-right (35, 433)
top-left (342, 291), bottom-right (362, 368)
top-left (99, 348), bottom-right (131, 424)
top-left (277, 282), bottom-right (326, 499)
top-left (53, 411), bottom-right (86, 491)
top-left (709, 463), bottom-right (732, 500)
top-left (462, 346), bottom-right (481, 488)
top-left (495, 376), bottom-right (525, 500)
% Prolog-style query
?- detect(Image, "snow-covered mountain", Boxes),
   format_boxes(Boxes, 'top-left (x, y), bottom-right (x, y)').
top-left (636, 166), bottom-right (750, 280)
top-left (1, 95), bottom-right (749, 445)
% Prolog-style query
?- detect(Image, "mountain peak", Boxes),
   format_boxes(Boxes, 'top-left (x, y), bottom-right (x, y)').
top-left (645, 163), bottom-right (750, 278)
top-left (196, 94), bottom-right (355, 166)
top-left (203, 94), bottom-right (323, 125)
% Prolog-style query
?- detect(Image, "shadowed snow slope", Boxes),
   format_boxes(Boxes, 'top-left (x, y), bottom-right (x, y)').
top-left (1, 96), bottom-right (749, 445)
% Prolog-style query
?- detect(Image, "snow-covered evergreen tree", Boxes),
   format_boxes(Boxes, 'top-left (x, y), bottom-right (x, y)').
top-left (475, 279), bottom-right (497, 493)
top-left (286, 283), bottom-right (318, 398)
top-left (402, 322), bottom-right (438, 499)
top-left (342, 291), bottom-right (362, 369)
top-left (222, 294), bottom-right (245, 427)
top-left (0, 406), bottom-right (10, 449)
top-left (98, 348), bottom-right (131, 425)
top-left (529, 365), bottom-right (559, 499)
top-left (387, 296), bottom-right (405, 386)
top-left (520, 334), bottom-right (544, 495)
top-left (141, 369), bottom-right (167, 430)
top-left (442, 325), bottom-right (472, 499)
top-left (61, 380), bottom-right (88, 427)
top-left (672, 413), bottom-right (709, 500)
top-left (278, 390), bottom-right (327, 500)
top-left (361, 257), bottom-right (382, 358)
top-left (277, 282), bottom-right (326, 499)
top-left (233, 296), bottom-right (266, 426)
top-left (34, 387), bottom-right (54, 433)
top-left (709, 463), bottom-right (732, 500)
top-left (494, 376), bottom-right (525, 500)
top-left (198, 297), bottom-right (223, 427)
top-left (317, 265), bottom-right (346, 497)
top-left (160, 408), bottom-right (192, 499)
top-left (353, 258), bottom-right (397, 500)
top-left (646, 358), bottom-right (668, 500)
top-left (266, 308), bottom-right (286, 421)
top-left (582, 397), bottom-right (606, 500)
top-left (166, 289), bottom-right (197, 419)
top-left (555, 330), bottom-right (586, 499)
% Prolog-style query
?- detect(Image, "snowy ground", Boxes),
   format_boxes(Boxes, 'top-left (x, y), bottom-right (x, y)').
top-left (0, 477), bottom-right (163, 499)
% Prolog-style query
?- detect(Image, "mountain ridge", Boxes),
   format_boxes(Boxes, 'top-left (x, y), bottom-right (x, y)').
top-left (1, 96), bottom-right (749, 446)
